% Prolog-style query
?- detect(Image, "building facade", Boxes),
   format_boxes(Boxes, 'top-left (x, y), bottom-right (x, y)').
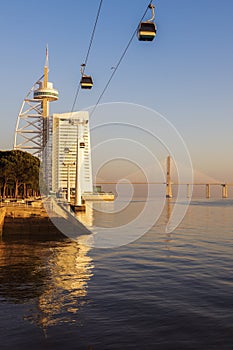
top-left (52, 111), bottom-right (93, 195)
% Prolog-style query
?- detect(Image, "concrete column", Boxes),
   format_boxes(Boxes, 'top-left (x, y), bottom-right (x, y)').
top-left (166, 183), bottom-right (172, 198)
top-left (222, 184), bottom-right (228, 198)
top-left (206, 184), bottom-right (210, 198)
top-left (166, 156), bottom-right (173, 198)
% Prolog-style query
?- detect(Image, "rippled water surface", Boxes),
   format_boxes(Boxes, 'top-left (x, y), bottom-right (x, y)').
top-left (0, 199), bottom-right (233, 349)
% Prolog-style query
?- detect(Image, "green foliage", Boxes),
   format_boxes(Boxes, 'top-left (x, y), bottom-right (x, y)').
top-left (0, 150), bottom-right (40, 198)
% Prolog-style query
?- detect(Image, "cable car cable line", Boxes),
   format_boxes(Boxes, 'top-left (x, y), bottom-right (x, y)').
top-left (70, 0), bottom-right (104, 114)
top-left (89, 0), bottom-right (154, 118)
top-left (63, 0), bottom-right (103, 156)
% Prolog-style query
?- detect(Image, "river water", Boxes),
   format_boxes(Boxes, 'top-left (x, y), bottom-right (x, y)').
top-left (0, 199), bottom-right (233, 349)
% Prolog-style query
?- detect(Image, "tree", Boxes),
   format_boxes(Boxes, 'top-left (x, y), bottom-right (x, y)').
top-left (0, 150), bottom-right (40, 199)
top-left (0, 153), bottom-right (15, 198)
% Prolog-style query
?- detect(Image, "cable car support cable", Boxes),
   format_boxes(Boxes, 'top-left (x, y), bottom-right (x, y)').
top-left (71, 0), bottom-right (104, 114)
top-left (90, 0), bottom-right (154, 118)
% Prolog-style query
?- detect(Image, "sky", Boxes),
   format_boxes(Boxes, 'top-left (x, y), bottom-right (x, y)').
top-left (0, 0), bottom-right (232, 182)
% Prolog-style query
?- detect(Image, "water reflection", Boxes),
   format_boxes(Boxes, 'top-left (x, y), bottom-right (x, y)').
top-left (0, 236), bottom-right (93, 328)
top-left (77, 199), bottom-right (175, 231)
top-left (76, 200), bottom-right (148, 229)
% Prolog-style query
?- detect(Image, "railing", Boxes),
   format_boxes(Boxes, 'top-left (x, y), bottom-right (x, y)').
top-left (0, 201), bottom-right (29, 207)
top-left (0, 198), bottom-right (43, 208)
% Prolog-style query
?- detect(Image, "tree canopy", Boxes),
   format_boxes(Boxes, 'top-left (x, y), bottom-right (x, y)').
top-left (0, 150), bottom-right (40, 198)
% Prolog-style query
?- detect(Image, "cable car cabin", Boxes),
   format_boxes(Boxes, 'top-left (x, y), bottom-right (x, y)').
top-left (138, 22), bottom-right (156, 41)
top-left (80, 142), bottom-right (85, 148)
top-left (80, 76), bottom-right (93, 89)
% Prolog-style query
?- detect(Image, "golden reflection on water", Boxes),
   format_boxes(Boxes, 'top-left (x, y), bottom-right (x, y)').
top-left (33, 240), bottom-right (94, 328)
top-left (76, 202), bottom-right (94, 227)
top-left (0, 237), bottom-right (94, 329)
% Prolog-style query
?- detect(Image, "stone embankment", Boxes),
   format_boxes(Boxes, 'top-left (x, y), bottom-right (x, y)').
top-left (0, 207), bottom-right (6, 235)
top-left (0, 199), bottom-right (90, 239)
top-left (1, 202), bottom-right (65, 238)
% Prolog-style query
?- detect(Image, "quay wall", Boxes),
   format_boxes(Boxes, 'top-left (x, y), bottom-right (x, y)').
top-left (0, 208), bottom-right (6, 235)
top-left (1, 204), bottom-right (65, 238)
top-left (0, 201), bottom-right (90, 238)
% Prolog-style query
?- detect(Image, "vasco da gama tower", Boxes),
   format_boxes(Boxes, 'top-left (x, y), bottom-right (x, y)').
top-left (14, 48), bottom-right (93, 198)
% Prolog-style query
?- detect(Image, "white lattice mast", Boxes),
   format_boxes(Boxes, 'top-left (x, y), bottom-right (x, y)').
top-left (14, 78), bottom-right (43, 157)
top-left (14, 47), bottom-right (59, 159)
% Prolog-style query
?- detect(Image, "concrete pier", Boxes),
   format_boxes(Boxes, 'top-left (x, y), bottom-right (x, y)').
top-left (206, 184), bottom-right (211, 198)
top-left (166, 156), bottom-right (173, 198)
top-left (222, 184), bottom-right (228, 199)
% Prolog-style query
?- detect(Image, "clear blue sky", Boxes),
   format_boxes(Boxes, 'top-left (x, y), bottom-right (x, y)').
top-left (0, 0), bottom-right (232, 181)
